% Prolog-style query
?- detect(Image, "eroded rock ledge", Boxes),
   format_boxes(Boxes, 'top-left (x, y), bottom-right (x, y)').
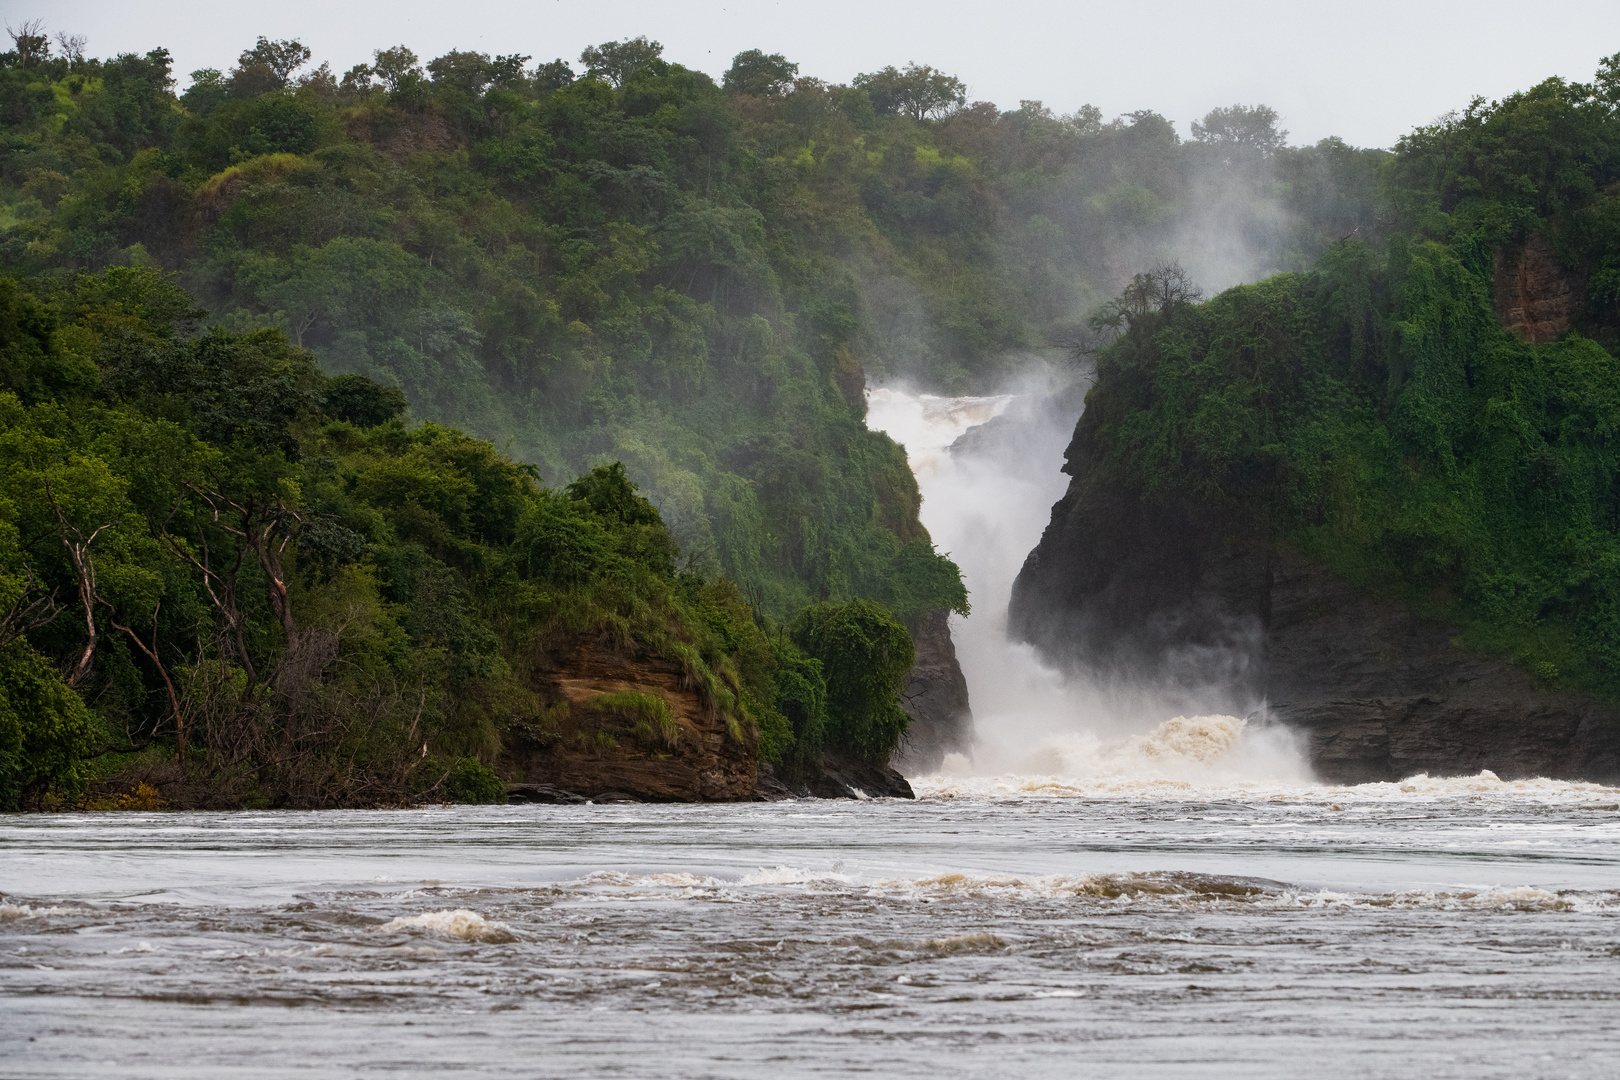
top-left (500, 639), bottom-right (918, 802)
top-left (1267, 550), bottom-right (1620, 782)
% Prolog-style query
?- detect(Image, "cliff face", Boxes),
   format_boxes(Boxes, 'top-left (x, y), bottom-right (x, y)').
top-left (894, 609), bottom-right (973, 771)
top-left (502, 642), bottom-right (758, 802)
top-left (1009, 422), bottom-right (1269, 717)
top-left (1267, 550), bottom-right (1620, 781)
top-left (1011, 416), bottom-right (1620, 784)
top-left (501, 637), bottom-right (924, 802)
top-left (1493, 232), bottom-right (1585, 345)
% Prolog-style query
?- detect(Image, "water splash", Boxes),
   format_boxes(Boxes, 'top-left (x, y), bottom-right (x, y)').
top-left (867, 377), bottom-right (1311, 786)
top-left (375, 908), bottom-right (514, 943)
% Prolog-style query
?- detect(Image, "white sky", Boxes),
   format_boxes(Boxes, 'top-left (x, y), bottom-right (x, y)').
top-left (16, 0), bottom-right (1620, 148)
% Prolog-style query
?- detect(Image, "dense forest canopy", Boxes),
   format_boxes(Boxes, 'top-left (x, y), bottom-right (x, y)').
top-left (0, 25), bottom-right (1381, 617)
top-left (12, 19), bottom-right (1590, 805)
top-left (0, 263), bottom-right (936, 808)
top-left (1070, 54), bottom-right (1620, 697)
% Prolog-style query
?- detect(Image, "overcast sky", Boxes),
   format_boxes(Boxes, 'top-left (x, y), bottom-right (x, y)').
top-left (17, 0), bottom-right (1620, 148)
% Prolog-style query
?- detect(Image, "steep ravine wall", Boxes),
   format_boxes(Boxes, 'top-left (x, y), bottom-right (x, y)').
top-left (895, 609), bottom-right (973, 772)
top-left (1010, 417), bottom-right (1620, 784)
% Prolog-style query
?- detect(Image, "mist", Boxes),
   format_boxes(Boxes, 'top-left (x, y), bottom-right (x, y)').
top-left (852, 101), bottom-right (1383, 393)
top-left (867, 366), bottom-right (1311, 787)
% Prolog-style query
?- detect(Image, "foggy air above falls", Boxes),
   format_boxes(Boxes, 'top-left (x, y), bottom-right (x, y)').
top-left (3, 20), bottom-right (1620, 1080)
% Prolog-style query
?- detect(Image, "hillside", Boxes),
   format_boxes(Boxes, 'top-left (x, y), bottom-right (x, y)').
top-left (1012, 56), bottom-right (1620, 780)
top-left (0, 30), bottom-right (1379, 616)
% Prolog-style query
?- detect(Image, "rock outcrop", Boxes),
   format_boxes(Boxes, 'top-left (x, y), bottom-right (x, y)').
top-left (501, 638), bottom-right (923, 802)
top-left (1493, 231), bottom-right (1585, 344)
top-left (501, 641), bottom-right (758, 802)
top-left (1267, 550), bottom-right (1620, 782)
top-left (1011, 412), bottom-right (1620, 784)
top-left (895, 609), bottom-right (972, 771)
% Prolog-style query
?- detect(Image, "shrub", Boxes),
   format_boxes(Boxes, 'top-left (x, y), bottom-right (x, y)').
top-left (587, 690), bottom-right (680, 749)
top-left (439, 757), bottom-right (507, 804)
top-left (790, 599), bottom-right (913, 758)
top-left (0, 641), bottom-right (99, 811)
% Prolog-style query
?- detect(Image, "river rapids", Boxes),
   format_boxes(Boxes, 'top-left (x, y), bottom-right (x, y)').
top-left (3, 385), bottom-right (1617, 1078)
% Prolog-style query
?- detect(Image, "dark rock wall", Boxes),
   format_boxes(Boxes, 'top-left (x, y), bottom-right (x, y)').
top-left (1268, 551), bottom-right (1620, 782)
top-left (894, 609), bottom-right (973, 771)
top-left (1011, 413), bottom-right (1620, 783)
top-left (1009, 419), bottom-right (1269, 718)
top-left (1493, 232), bottom-right (1586, 344)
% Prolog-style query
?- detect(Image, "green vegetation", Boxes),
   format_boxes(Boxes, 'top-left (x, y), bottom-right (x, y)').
top-left (0, 267), bottom-right (858, 807)
top-left (0, 27), bottom-right (1376, 619)
top-left (791, 598), bottom-right (914, 758)
top-left (1077, 55), bottom-right (1620, 697)
top-left (0, 21), bottom-right (1464, 804)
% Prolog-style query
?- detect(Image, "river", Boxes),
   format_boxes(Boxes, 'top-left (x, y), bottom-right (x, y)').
top-left (3, 386), bottom-right (1618, 1078)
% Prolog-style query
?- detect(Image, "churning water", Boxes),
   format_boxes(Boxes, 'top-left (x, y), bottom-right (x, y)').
top-left (866, 380), bottom-right (1307, 783)
top-left (4, 792), bottom-right (1620, 1079)
top-left (4, 385), bottom-right (1618, 1077)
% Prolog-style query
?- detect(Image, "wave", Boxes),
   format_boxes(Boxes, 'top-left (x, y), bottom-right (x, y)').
top-left (0, 904), bottom-right (80, 921)
top-left (543, 867), bottom-right (1618, 914)
top-left (374, 908), bottom-right (515, 943)
top-left (913, 765), bottom-right (1620, 803)
top-left (872, 871), bottom-right (1618, 912)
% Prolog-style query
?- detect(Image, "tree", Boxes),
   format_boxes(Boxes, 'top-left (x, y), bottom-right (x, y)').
top-left (579, 37), bottom-right (662, 87)
top-left (723, 50), bottom-right (797, 97)
top-left (791, 599), bottom-right (914, 758)
top-left (322, 373), bottom-right (407, 427)
top-left (372, 45), bottom-right (424, 95)
top-left (55, 31), bottom-right (87, 65)
top-left (1087, 261), bottom-right (1204, 334)
top-left (235, 37), bottom-right (311, 89)
top-left (0, 639), bottom-right (97, 811)
top-left (5, 20), bottom-right (48, 66)
top-left (853, 63), bottom-right (966, 121)
top-left (532, 58), bottom-right (574, 92)
top-left (1192, 104), bottom-right (1288, 155)
top-left (428, 50), bottom-right (494, 96)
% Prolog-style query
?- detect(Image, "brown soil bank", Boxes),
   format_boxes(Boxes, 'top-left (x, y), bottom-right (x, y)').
top-left (1010, 425), bottom-right (1620, 785)
top-left (502, 640), bottom-right (919, 801)
top-left (501, 642), bottom-right (759, 801)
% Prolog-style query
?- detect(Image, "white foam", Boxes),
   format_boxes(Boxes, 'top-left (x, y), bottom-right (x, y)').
top-left (375, 909), bottom-right (514, 943)
top-left (578, 871), bottom-right (724, 889)
top-left (854, 871), bottom-right (1618, 912)
top-left (0, 904), bottom-right (77, 922)
top-left (867, 382), bottom-right (1315, 786)
top-left (735, 866), bottom-right (857, 887)
top-left (913, 766), bottom-right (1620, 803)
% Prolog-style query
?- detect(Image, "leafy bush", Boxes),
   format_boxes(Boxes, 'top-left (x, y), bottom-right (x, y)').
top-left (0, 641), bottom-right (98, 811)
top-left (438, 757), bottom-right (506, 804)
top-left (791, 599), bottom-right (914, 758)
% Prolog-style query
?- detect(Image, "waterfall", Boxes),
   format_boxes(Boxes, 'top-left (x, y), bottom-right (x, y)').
top-left (867, 375), bottom-right (1312, 788)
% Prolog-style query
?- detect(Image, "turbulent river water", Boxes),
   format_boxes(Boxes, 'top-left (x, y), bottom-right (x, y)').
top-left (4, 386), bottom-right (1619, 1078)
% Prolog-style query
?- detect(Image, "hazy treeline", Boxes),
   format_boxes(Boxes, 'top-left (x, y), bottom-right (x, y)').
top-left (0, 26), bottom-right (1380, 598)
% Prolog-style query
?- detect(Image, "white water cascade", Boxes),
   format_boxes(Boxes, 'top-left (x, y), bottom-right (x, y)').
top-left (866, 378), bottom-right (1313, 792)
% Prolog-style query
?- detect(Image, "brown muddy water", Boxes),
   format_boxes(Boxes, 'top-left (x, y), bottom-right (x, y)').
top-left (4, 775), bottom-right (1619, 1079)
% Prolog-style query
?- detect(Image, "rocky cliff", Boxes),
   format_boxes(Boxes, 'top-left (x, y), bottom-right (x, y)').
top-left (500, 637), bottom-right (922, 802)
top-left (894, 609), bottom-right (973, 771)
top-left (501, 641), bottom-right (760, 801)
top-left (1011, 410), bottom-right (1620, 784)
